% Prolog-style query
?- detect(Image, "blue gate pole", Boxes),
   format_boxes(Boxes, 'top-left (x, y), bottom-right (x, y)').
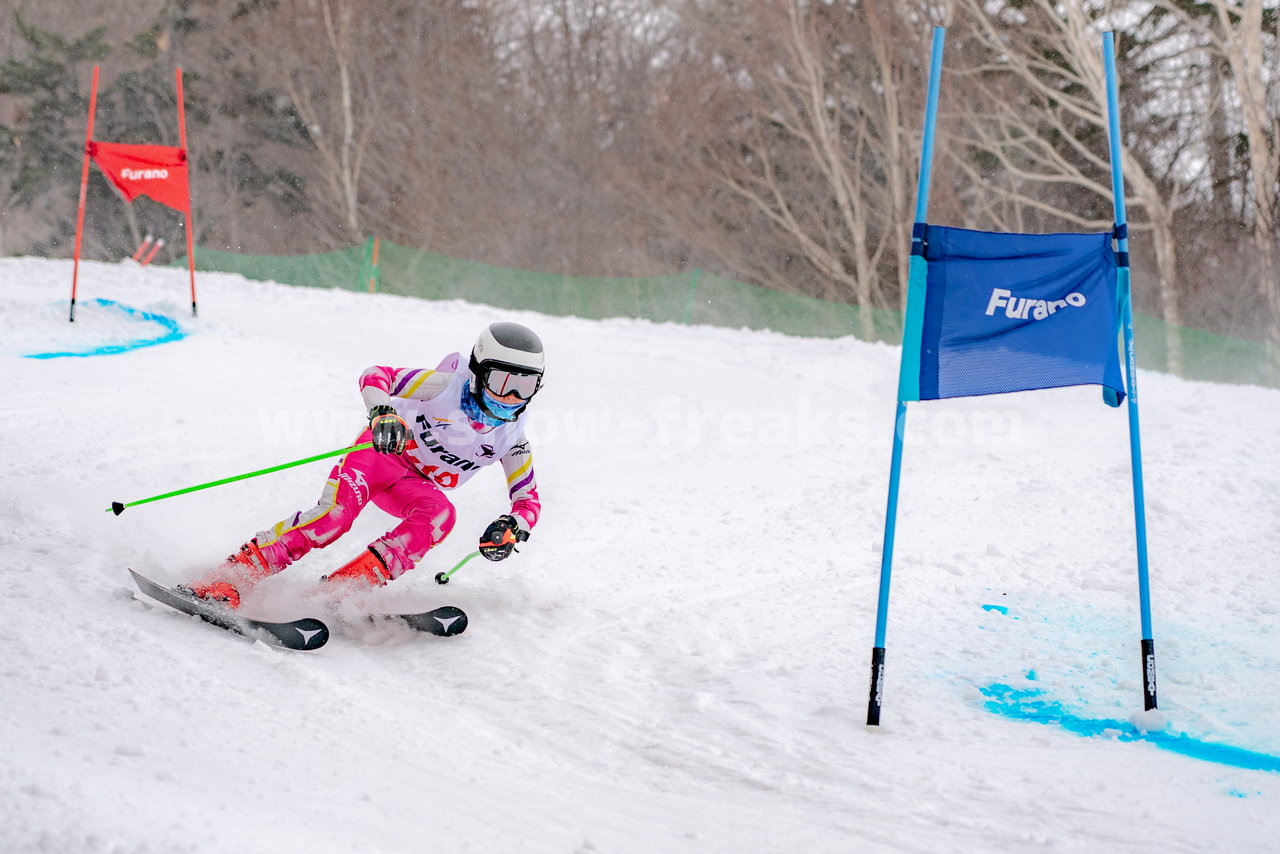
top-left (867, 25), bottom-right (945, 726)
top-left (1103, 31), bottom-right (1158, 710)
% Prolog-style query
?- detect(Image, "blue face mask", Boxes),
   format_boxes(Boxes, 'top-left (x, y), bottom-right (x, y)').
top-left (482, 393), bottom-right (525, 421)
top-left (461, 386), bottom-right (523, 425)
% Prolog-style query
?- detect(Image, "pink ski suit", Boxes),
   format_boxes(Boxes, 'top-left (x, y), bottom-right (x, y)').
top-left (249, 353), bottom-right (540, 580)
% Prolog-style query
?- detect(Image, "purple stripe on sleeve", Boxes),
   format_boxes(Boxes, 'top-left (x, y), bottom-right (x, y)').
top-left (391, 369), bottom-right (422, 396)
top-left (508, 472), bottom-right (535, 498)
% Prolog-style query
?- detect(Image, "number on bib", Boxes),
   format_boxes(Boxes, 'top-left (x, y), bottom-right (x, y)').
top-left (420, 464), bottom-right (460, 489)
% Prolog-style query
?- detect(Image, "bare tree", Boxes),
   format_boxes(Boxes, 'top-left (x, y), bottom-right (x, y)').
top-left (1173, 0), bottom-right (1280, 345)
top-left (280, 0), bottom-right (380, 240)
top-left (864, 1), bottom-right (932, 306)
top-left (950, 0), bottom-right (1208, 368)
top-left (629, 0), bottom-right (938, 336)
top-left (208, 0), bottom-right (400, 248)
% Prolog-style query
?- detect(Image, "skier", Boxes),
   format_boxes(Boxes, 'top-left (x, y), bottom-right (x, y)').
top-left (186, 321), bottom-right (545, 609)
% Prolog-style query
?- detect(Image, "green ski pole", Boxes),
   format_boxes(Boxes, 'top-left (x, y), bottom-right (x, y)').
top-left (434, 551), bottom-right (482, 585)
top-left (108, 442), bottom-right (374, 516)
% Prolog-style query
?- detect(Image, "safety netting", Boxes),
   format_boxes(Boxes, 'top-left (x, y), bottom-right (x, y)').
top-left (177, 240), bottom-right (1277, 390)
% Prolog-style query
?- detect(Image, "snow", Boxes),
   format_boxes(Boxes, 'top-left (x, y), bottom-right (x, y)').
top-left (2, 256), bottom-right (1278, 853)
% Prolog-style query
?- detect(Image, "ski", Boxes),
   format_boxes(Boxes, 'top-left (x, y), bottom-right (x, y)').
top-left (129, 569), bottom-right (329, 651)
top-left (371, 605), bottom-right (468, 637)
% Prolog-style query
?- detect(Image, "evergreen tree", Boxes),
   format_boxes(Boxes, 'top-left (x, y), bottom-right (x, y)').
top-left (0, 13), bottom-right (108, 254)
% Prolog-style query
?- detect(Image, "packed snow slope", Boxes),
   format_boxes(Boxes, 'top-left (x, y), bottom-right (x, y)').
top-left (2, 257), bottom-right (1279, 853)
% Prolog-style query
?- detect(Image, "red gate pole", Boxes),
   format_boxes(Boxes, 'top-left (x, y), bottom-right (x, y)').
top-left (176, 68), bottom-right (197, 317)
top-left (131, 235), bottom-right (154, 262)
top-left (69, 66), bottom-right (100, 322)
top-left (141, 238), bottom-right (165, 266)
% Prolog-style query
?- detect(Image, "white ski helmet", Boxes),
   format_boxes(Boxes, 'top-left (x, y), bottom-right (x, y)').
top-left (468, 321), bottom-right (544, 420)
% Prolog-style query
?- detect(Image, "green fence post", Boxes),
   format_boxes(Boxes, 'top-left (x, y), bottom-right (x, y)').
top-left (360, 236), bottom-right (381, 293)
top-left (359, 236), bottom-right (372, 291)
top-left (682, 268), bottom-right (702, 324)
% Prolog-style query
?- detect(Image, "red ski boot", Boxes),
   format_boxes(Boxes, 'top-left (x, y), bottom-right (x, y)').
top-left (188, 541), bottom-right (276, 610)
top-left (320, 547), bottom-right (393, 595)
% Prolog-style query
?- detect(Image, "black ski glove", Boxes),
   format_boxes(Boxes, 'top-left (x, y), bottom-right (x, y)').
top-left (369, 405), bottom-right (407, 454)
top-left (479, 514), bottom-right (529, 561)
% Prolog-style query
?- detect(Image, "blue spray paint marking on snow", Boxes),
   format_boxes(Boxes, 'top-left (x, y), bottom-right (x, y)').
top-left (981, 683), bottom-right (1280, 774)
top-left (26, 299), bottom-right (184, 359)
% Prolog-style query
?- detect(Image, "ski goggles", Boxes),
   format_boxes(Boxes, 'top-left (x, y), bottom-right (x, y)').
top-left (481, 366), bottom-right (542, 400)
